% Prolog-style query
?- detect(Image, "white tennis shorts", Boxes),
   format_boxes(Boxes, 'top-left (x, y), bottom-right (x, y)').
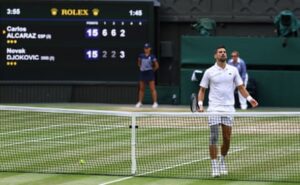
top-left (207, 106), bottom-right (235, 126)
top-left (208, 114), bottom-right (234, 127)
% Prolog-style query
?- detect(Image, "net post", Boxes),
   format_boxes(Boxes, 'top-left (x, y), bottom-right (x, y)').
top-left (131, 114), bottom-right (137, 175)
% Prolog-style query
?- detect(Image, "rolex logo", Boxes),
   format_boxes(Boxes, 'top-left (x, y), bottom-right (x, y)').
top-left (51, 8), bottom-right (58, 16)
top-left (92, 8), bottom-right (99, 16)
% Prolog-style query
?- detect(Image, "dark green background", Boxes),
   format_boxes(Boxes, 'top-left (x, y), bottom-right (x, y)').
top-left (180, 36), bottom-right (300, 107)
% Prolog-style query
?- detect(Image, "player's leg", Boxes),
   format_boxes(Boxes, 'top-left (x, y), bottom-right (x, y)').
top-left (149, 80), bottom-right (158, 108)
top-left (209, 124), bottom-right (220, 177)
top-left (221, 124), bottom-right (232, 156)
top-left (136, 81), bottom-right (145, 107)
top-left (220, 123), bottom-right (232, 175)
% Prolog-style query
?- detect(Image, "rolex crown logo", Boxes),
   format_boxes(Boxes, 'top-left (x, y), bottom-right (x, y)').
top-left (92, 8), bottom-right (100, 16)
top-left (51, 8), bottom-right (58, 16)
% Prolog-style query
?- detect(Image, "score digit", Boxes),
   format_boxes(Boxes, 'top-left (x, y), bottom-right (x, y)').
top-left (102, 29), bottom-right (108, 37)
top-left (85, 50), bottom-right (99, 60)
top-left (120, 51), bottom-right (126, 59)
top-left (120, 29), bottom-right (126, 37)
top-left (111, 50), bottom-right (117, 58)
top-left (85, 28), bottom-right (99, 38)
top-left (111, 29), bottom-right (117, 37)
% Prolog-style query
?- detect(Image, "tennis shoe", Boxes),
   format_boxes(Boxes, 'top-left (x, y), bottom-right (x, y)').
top-left (219, 158), bottom-right (228, 175)
top-left (212, 167), bottom-right (220, 177)
top-left (152, 102), bottom-right (158, 108)
top-left (211, 160), bottom-right (220, 177)
top-left (135, 102), bottom-right (142, 108)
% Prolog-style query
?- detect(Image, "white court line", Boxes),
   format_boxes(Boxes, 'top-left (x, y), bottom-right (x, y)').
top-left (98, 177), bottom-right (134, 185)
top-left (1, 129), bottom-right (103, 148)
top-left (0, 123), bottom-right (126, 136)
top-left (0, 124), bottom-right (64, 136)
top-left (99, 148), bottom-right (245, 185)
top-left (0, 126), bottom-right (121, 148)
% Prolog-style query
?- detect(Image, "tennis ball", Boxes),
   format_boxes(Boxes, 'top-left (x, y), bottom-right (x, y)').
top-left (79, 159), bottom-right (86, 164)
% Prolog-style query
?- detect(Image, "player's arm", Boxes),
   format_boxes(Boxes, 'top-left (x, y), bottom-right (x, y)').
top-left (197, 87), bottom-right (206, 112)
top-left (137, 58), bottom-right (141, 68)
top-left (237, 85), bottom-right (258, 108)
top-left (198, 69), bottom-right (209, 112)
top-left (153, 59), bottom-right (159, 71)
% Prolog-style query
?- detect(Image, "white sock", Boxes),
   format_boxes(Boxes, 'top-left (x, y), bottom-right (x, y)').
top-left (220, 155), bottom-right (225, 162)
top-left (211, 159), bottom-right (218, 168)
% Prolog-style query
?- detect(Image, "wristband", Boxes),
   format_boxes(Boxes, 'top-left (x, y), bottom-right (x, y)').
top-left (246, 96), bottom-right (253, 102)
top-left (198, 101), bottom-right (203, 107)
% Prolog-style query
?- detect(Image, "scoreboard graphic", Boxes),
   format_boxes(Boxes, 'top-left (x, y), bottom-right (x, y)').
top-left (0, 0), bottom-right (155, 81)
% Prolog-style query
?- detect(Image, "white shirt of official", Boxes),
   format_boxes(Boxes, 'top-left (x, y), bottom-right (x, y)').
top-left (200, 63), bottom-right (243, 112)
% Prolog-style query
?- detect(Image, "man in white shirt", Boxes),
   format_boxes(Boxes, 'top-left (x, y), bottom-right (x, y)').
top-left (198, 45), bottom-right (258, 177)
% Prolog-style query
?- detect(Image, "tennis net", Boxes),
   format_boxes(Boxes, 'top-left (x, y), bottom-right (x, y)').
top-left (0, 105), bottom-right (299, 182)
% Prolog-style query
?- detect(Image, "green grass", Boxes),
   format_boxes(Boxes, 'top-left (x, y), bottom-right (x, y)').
top-left (0, 172), bottom-right (298, 185)
top-left (0, 104), bottom-right (299, 185)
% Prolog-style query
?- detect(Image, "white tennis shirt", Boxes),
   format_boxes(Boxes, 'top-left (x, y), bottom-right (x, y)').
top-left (200, 63), bottom-right (243, 112)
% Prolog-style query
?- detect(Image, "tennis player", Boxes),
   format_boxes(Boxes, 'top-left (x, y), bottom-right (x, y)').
top-left (197, 45), bottom-right (258, 177)
top-left (135, 43), bottom-right (159, 108)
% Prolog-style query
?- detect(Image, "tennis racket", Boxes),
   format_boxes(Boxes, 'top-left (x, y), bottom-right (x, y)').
top-left (190, 93), bottom-right (199, 112)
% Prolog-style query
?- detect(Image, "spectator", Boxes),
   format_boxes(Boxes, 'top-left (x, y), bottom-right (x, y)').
top-left (228, 51), bottom-right (248, 110)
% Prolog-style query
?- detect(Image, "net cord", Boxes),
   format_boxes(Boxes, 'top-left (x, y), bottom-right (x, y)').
top-left (1, 105), bottom-right (300, 117)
